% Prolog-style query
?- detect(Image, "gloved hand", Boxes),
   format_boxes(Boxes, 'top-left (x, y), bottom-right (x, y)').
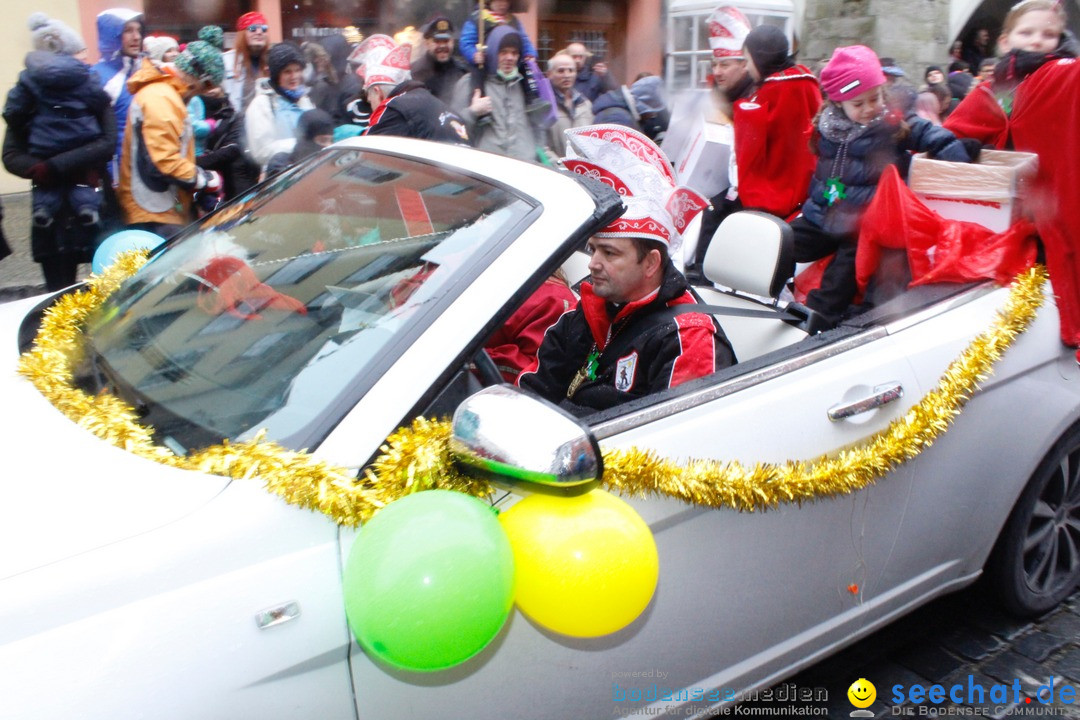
top-left (28, 161), bottom-right (55, 187)
top-left (194, 168), bottom-right (223, 192)
top-left (194, 190), bottom-right (221, 214)
top-left (959, 138), bottom-right (984, 163)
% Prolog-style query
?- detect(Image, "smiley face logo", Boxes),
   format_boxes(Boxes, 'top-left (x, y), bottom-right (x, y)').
top-left (847, 678), bottom-right (876, 709)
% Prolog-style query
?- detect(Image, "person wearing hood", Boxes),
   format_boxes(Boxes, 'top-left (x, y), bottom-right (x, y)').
top-left (222, 12), bottom-right (271, 113)
top-left (411, 16), bottom-right (469, 105)
top-left (451, 25), bottom-right (541, 163)
top-left (117, 41), bottom-right (224, 237)
top-left (591, 74), bottom-right (670, 143)
top-left (244, 43), bottom-right (315, 174)
top-left (3, 13), bottom-right (116, 289)
top-left (90, 8), bottom-right (144, 174)
top-left (730, 25), bottom-right (821, 221)
top-left (264, 108), bottom-right (334, 178)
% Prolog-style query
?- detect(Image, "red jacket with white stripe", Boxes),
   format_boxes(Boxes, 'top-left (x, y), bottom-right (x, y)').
top-left (517, 261), bottom-right (735, 415)
top-left (733, 64), bottom-right (821, 219)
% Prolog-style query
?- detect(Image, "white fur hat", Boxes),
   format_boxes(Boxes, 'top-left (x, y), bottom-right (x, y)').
top-left (144, 35), bottom-right (179, 63)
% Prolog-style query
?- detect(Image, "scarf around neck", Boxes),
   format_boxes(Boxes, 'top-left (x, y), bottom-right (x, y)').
top-left (818, 103), bottom-right (884, 143)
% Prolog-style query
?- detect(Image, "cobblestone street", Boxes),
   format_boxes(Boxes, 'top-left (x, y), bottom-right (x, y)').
top-left (770, 583), bottom-right (1080, 719)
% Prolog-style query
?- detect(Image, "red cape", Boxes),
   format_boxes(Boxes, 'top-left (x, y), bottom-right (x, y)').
top-left (943, 60), bottom-right (1080, 352)
top-left (1011, 59), bottom-right (1080, 351)
top-left (943, 81), bottom-right (1010, 150)
top-left (733, 65), bottom-right (821, 219)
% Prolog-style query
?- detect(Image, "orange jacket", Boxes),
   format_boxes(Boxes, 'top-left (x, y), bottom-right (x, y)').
top-left (117, 59), bottom-right (198, 227)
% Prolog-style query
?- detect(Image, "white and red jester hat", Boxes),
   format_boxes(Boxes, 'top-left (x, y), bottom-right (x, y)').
top-left (562, 124), bottom-right (707, 253)
top-left (707, 6), bottom-right (752, 60)
top-left (348, 33), bottom-right (396, 82)
top-left (362, 42), bottom-right (412, 90)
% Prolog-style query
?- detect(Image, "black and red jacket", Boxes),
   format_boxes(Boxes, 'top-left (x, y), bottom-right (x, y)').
top-left (365, 80), bottom-right (469, 144)
top-left (518, 261), bottom-right (735, 414)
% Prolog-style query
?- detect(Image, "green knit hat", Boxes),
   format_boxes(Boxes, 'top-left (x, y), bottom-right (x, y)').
top-left (198, 25), bottom-right (224, 50)
top-left (174, 40), bottom-right (224, 86)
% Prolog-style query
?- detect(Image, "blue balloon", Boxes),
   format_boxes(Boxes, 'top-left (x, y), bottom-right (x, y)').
top-left (92, 230), bottom-right (166, 274)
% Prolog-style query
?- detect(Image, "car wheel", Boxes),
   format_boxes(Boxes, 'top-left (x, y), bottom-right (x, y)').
top-left (987, 423), bottom-right (1080, 617)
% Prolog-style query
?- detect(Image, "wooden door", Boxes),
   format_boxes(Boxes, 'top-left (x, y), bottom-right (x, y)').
top-left (538, 0), bottom-right (627, 85)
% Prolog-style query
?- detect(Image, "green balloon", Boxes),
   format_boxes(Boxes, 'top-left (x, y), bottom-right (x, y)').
top-left (343, 490), bottom-right (515, 672)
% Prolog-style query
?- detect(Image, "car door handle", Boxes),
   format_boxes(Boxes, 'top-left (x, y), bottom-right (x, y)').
top-left (828, 382), bottom-right (905, 421)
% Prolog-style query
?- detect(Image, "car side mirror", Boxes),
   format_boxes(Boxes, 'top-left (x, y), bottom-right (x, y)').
top-left (450, 385), bottom-right (603, 486)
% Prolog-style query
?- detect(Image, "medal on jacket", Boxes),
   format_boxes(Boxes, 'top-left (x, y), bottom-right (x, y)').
top-left (824, 178), bottom-right (846, 206)
top-left (567, 347), bottom-right (600, 399)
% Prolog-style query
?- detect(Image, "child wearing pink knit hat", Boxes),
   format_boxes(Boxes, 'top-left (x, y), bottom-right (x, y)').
top-left (788, 44), bottom-right (974, 327)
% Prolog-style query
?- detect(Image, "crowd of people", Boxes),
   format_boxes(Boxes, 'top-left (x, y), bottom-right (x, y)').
top-left (0, 2), bottom-right (634, 290)
top-left (1, 0), bottom-right (1077, 411)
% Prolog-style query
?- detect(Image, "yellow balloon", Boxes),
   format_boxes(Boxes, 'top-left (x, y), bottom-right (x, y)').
top-left (499, 489), bottom-right (659, 637)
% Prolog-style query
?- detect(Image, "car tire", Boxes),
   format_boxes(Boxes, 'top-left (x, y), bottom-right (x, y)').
top-left (986, 422), bottom-right (1080, 617)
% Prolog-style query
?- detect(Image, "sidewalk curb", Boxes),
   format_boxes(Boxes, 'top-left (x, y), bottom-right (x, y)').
top-left (0, 285), bottom-right (45, 302)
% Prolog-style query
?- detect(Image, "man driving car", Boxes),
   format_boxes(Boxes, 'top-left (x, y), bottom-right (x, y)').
top-left (518, 195), bottom-right (735, 414)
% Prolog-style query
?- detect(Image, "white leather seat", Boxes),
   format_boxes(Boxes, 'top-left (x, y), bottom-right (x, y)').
top-left (696, 211), bottom-right (806, 360)
top-left (703, 211), bottom-right (794, 299)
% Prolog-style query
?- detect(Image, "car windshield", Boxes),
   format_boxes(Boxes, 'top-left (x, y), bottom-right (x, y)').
top-left (80, 149), bottom-right (535, 454)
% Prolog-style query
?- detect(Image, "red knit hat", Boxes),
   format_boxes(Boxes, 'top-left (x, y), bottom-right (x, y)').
top-left (237, 12), bottom-right (268, 31)
top-left (820, 45), bottom-right (887, 102)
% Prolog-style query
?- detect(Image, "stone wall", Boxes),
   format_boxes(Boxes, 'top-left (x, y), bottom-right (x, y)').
top-left (801, 0), bottom-right (953, 81)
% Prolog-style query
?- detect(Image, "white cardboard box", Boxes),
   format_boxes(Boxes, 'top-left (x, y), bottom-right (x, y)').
top-left (672, 115), bottom-right (733, 199)
top-left (908, 149), bottom-right (1038, 233)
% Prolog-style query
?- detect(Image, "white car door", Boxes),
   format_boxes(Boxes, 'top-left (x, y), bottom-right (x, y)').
top-left (587, 328), bottom-right (922, 705)
top-left (869, 284), bottom-right (1079, 598)
top-left (347, 326), bottom-right (922, 719)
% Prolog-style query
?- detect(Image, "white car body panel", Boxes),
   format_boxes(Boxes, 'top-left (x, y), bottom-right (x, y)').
top-left (0, 478), bottom-right (352, 719)
top-left (0, 315), bottom-right (228, 581)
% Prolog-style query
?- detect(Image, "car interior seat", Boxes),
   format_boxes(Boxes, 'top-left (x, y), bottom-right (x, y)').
top-left (697, 211), bottom-right (811, 360)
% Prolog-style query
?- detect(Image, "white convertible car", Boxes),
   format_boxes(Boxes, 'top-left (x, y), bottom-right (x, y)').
top-left (1, 137), bottom-right (1078, 719)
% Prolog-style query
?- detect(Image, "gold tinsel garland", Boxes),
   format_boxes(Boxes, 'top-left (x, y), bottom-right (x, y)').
top-left (16, 254), bottom-right (1047, 523)
top-left (372, 265), bottom-right (1049, 512)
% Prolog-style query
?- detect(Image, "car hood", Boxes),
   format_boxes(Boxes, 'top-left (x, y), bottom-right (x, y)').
top-left (0, 295), bottom-right (230, 581)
